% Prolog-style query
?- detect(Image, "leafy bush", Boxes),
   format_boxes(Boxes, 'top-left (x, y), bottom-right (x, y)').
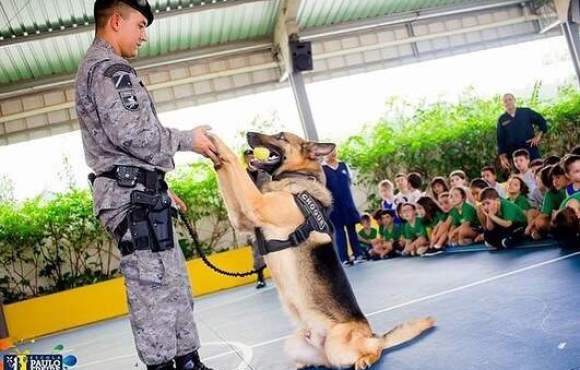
top-left (0, 164), bottom-right (233, 303)
top-left (340, 86), bottom-right (580, 196)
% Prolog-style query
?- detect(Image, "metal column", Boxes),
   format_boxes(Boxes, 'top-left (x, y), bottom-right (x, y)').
top-left (288, 71), bottom-right (319, 141)
top-left (562, 21), bottom-right (580, 85)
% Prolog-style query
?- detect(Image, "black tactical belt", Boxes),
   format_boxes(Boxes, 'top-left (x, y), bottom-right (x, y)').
top-left (117, 238), bottom-right (150, 256)
top-left (95, 166), bottom-right (166, 192)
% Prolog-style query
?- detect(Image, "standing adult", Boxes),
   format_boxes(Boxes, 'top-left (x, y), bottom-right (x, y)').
top-left (75, 1), bottom-right (217, 369)
top-left (497, 93), bottom-right (548, 170)
top-left (243, 149), bottom-right (270, 289)
top-left (322, 149), bottom-right (366, 265)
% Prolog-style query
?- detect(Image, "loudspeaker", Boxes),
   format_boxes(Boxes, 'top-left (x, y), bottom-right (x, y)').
top-left (290, 40), bottom-right (313, 72)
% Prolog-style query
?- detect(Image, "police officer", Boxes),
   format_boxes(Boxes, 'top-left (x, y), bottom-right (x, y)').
top-left (497, 93), bottom-right (548, 170)
top-left (75, 1), bottom-right (218, 369)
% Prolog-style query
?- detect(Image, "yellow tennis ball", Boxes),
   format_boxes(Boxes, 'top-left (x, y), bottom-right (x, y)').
top-left (253, 147), bottom-right (270, 161)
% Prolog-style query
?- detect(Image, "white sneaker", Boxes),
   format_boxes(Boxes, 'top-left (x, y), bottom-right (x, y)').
top-left (353, 255), bottom-right (366, 264)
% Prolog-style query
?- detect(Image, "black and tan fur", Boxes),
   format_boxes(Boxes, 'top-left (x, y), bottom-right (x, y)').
top-left (209, 131), bottom-right (434, 369)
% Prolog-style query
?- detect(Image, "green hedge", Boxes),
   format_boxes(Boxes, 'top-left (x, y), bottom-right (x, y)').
top-left (0, 163), bottom-right (233, 303)
top-left (340, 86), bottom-right (580, 192)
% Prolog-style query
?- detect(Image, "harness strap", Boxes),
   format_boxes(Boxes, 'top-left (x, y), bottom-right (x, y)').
top-left (256, 191), bottom-right (333, 255)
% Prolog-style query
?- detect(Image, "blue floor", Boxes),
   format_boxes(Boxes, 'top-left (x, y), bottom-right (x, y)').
top-left (3, 244), bottom-right (580, 370)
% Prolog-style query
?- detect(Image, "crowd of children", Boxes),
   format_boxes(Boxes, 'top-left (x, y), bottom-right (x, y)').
top-left (357, 146), bottom-right (580, 259)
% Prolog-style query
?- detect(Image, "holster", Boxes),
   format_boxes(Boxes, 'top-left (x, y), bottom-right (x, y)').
top-left (128, 190), bottom-right (174, 253)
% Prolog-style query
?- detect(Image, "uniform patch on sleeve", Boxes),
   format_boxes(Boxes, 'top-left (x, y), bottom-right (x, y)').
top-left (104, 63), bottom-right (139, 111)
top-left (119, 90), bottom-right (139, 111)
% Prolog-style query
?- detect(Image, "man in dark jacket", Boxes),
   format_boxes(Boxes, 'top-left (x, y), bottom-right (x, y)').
top-left (497, 93), bottom-right (548, 170)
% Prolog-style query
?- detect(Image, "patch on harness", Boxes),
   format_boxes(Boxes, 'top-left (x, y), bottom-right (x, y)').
top-left (297, 192), bottom-right (328, 232)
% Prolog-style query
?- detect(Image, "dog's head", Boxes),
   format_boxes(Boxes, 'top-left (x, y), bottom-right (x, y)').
top-left (247, 131), bottom-right (335, 178)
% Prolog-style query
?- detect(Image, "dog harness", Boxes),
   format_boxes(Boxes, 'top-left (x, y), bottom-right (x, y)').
top-left (255, 191), bottom-right (333, 255)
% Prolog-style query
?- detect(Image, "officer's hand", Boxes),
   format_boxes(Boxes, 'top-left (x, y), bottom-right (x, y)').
top-left (192, 125), bottom-right (221, 165)
top-left (168, 190), bottom-right (187, 212)
top-left (526, 134), bottom-right (541, 147)
top-left (499, 155), bottom-right (511, 171)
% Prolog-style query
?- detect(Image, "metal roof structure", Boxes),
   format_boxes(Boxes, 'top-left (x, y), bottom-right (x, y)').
top-left (0, 0), bottom-right (570, 144)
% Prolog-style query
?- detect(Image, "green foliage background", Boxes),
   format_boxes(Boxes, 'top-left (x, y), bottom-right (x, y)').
top-left (340, 86), bottom-right (579, 192)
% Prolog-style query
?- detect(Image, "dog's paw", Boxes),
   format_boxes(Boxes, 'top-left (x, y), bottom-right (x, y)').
top-left (354, 353), bottom-right (379, 370)
top-left (416, 316), bottom-right (436, 331)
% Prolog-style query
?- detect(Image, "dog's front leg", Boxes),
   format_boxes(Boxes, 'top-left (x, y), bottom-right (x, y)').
top-left (209, 134), bottom-right (266, 227)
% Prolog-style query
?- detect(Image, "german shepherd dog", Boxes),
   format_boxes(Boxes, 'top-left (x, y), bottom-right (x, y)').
top-left (209, 131), bottom-right (434, 369)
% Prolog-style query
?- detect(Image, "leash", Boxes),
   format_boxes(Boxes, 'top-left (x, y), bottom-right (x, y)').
top-left (178, 211), bottom-right (264, 278)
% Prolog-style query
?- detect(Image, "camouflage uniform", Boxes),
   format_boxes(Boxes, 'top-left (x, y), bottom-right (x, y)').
top-left (75, 38), bottom-right (200, 366)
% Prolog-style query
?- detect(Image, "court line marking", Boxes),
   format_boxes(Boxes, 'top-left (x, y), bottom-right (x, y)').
top-left (73, 341), bottom-right (252, 370)
top-left (203, 251), bottom-right (580, 362)
top-left (27, 286), bottom-right (276, 354)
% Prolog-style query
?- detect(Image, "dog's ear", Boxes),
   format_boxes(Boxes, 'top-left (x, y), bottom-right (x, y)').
top-left (304, 142), bottom-right (336, 159)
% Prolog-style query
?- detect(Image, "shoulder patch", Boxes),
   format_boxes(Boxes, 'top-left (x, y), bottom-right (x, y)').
top-left (104, 64), bottom-right (136, 90)
top-left (104, 63), bottom-right (140, 111)
top-left (104, 63), bottom-right (135, 78)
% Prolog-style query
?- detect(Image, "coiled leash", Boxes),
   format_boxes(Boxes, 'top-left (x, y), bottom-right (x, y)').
top-left (178, 211), bottom-right (264, 278)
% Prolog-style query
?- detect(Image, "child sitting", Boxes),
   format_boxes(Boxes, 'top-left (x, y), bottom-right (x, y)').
top-left (394, 173), bottom-right (421, 204)
top-left (512, 149), bottom-right (537, 194)
top-left (429, 177), bottom-right (449, 199)
top-left (358, 214), bottom-right (378, 253)
top-left (430, 192), bottom-right (453, 249)
top-left (529, 165), bottom-right (546, 209)
top-left (399, 203), bottom-right (429, 256)
top-left (449, 170), bottom-right (468, 188)
top-left (563, 154), bottom-right (580, 196)
top-left (480, 187), bottom-right (527, 249)
top-left (526, 165), bottom-right (567, 239)
top-left (506, 176), bottom-right (532, 212)
top-left (448, 186), bottom-right (481, 246)
top-left (370, 210), bottom-right (400, 259)
top-left (552, 192), bottom-right (580, 248)
top-left (378, 179), bottom-right (397, 212)
top-left (450, 170), bottom-right (475, 204)
top-left (481, 166), bottom-right (506, 198)
top-left (417, 196), bottom-right (447, 251)
top-left (407, 172), bottom-right (425, 201)
top-left (470, 178), bottom-right (489, 203)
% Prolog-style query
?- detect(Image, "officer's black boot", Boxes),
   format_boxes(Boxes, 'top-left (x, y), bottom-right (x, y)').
top-left (147, 360), bottom-right (175, 370)
top-left (175, 351), bottom-right (213, 370)
top-left (255, 269), bottom-right (266, 289)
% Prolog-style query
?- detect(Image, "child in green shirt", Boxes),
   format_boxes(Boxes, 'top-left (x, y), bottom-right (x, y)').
top-left (480, 188), bottom-right (527, 248)
top-left (552, 192), bottom-right (580, 247)
top-left (429, 192), bottom-right (453, 250)
top-left (370, 210), bottom-right (400, 259)
top-left (448, 187), bottom-right (481, 246)
top-left (358, 214), bottom-right (377, 253)
top-left (400, 203), bottom-right (429, 256)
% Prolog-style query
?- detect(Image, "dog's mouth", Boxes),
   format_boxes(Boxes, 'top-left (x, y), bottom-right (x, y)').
top-left (247, 132), bottom-right (284, 173)
top-left (249, 144), bottom-right (282, 170)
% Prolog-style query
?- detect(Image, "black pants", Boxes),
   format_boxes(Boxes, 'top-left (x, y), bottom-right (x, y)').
top-left (484, 223), bottom-right (524, 248)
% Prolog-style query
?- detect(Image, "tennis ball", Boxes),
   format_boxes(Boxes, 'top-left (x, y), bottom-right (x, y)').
top-left (253, 147), bottom-right (270, 161)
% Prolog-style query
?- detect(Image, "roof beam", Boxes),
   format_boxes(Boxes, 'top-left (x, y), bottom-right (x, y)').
top-left (0, 38), bottom-right (272, 99)
top-left (0, 0), bottom-right (270, 48)
top-left (273, 0), bottom-right (301, 81)
top-left (301, 0), bottom-right (532, 41)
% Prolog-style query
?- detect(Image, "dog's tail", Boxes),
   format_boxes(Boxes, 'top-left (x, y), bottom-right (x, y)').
top-left (381, 317), bottom-right (435, 350)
